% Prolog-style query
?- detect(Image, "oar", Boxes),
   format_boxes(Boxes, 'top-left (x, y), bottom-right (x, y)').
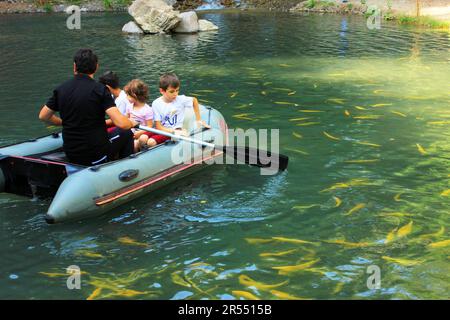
top-left (138, 125), bottom-right (289, 171)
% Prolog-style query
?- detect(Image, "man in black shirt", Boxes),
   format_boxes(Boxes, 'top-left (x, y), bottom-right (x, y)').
top-left (39, 48), bottom-right (136, 166)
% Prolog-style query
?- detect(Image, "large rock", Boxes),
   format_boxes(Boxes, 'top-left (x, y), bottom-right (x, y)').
top-left (122, 21), bottom-right (144, 34)
top-left (198, 19), bottom-right (219, 32)
top-left (174, 11), bottom-right (199, 33)
top-left (128, 0), bottom-right (181, 34)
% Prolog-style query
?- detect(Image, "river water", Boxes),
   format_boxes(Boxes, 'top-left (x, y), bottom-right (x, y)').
top-left (0, 10), bottom-right (449, 300)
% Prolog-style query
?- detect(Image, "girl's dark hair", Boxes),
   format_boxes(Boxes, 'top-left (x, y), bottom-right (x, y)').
top-left (125, 79), bottom-right (149, 103)
top-left (159, 73), bottom-right (180, 90)
top-left (99, 71), bottom-right (120, 89)
top-left (73, 48), bottom-right (98, 74)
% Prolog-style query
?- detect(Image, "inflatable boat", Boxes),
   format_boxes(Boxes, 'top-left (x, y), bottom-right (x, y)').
top-left (0, 105), bottom-right (228, 224)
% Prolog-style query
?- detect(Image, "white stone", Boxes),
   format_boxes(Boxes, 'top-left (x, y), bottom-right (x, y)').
top-left (128, 0), bottom-right (181, 34)
top-left (198, 19), bottom-right (219, 32)
top-left (174, 11), bottom-right (199, 33)
top-left (122, 21), bottom-right (144, 34)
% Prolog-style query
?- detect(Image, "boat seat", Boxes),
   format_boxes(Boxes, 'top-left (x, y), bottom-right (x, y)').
top-left (41, 151), bottom-right (71, 163)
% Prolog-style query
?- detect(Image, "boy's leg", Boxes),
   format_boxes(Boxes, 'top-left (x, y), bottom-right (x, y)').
top-left (107, 127), bottom-right (134, 160)
top-left (138, 134), bottom-right (149, 149)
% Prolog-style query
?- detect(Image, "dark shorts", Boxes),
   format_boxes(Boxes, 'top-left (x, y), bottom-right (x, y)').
top-left (67, 128), bottom-right (134, 166)
top-left (142, 132), bottom-right (171, 144)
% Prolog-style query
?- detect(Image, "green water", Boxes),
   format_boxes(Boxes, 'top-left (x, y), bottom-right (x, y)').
top-left (0, 11), bottom-right (449, 300)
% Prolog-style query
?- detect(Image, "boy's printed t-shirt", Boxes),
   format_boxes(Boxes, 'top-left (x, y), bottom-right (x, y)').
top-left (126, 103), bottom-right (153, 132)
top-left (152, 95), bottom-right (194, 129)
top-left (115, 90), bottom-right (131, 115)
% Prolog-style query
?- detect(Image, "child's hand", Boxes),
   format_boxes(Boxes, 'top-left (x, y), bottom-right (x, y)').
top-left (133, 130), bottom-right (143, 139)
top-left (196, 120), bottom-right (211, 129)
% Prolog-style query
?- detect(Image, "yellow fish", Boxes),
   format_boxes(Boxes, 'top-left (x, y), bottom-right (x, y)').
top-left (416, 144), bottom-right (427, 155)
top-left (428, 239), bottom-right (450, 249)
top-left (323, 131), bottom-right (341, 141)
top-left (171, 272), bottom-right (192, 288)
top-left (238, 275), bottom-right (289, 291)
top-left (441, 189), bottom-right (450, 196)
top-left (391, 111), bottom-right (407, 117)
top-left (272, 259), bottom-right (320, 275)
top-left (275, 101), bottom-right (299, 106)
top-left (385, 228), bottom-right (397, 244)
top-left (87, 288), bottom-right (102, 300)
top-left (394, 193), bottom-right (404, 202)
top-left (379, 212), bottom-right (413, 218)
top-left (289, 117), bottom-right (311, 121)
top-left (333, 282), bottom-right (344, 294)
top-left (229, 92), bottom-right (238, 98)
top-left (371, 103), bottom-right (392, 107)
top-left (327, 98), bottom-right (346, 104)
top-left (419, 226), bottom-right (445, 240)
top-left (296, 122), bottom-right (320, 126)
top-left (273, 87), bottom-right (293, 92)
top-left (118, 237), bottom-right (149, 248)
top-left (279, 64), bottom-right (291, 67)
top-left (288, 91), bottom-right (296, 96)
top-left (382, 256), bottom-right (423, 267)
top-left (261, 91), bottom-right (267, 96)
top-left (427, 121), bottom-right (450, 125)
top-left (344, 110), bottom-right (351, 117)
top-left (333, 196), bottom-right (342, 207)
top-left (353, 115), bottom-right (381, 120)
top-left (285, 147), bottom-right (309, 155)
top-left (298, 110), bottom-right (324, 113)
top-left (292, 204), bottom-right (320, 210)
top-left (271, 237), bottom-right (315, 245)
top-left (292, 132), bottom-right (303, 139)
top-left (324, 239), bottom-right (372, 248)
top-left (270, 290), bottom-right (309, 300)
top-left (194, 89), bottom-right (215, 93)
top-left (245, 238), bottom-right (274, 245)
top-left (354, 106), bottom-right (367, 110)
top-left (263, 82), bottom-right (272, 86)
top-left (76, 251), bottom-right (105, 259)
top-left (40, 271), bottom-right (89, 277)
top-left (232, 290), bottom-right (260, 300)
top-left (344, 159), bottom-right (380, 163)
top-left (260, 249), bottom-right (298, 257)
top-left (397, 221), bottom-right (413, 238)
top-left (355, 141), bottom-right (381, 148)
top-left (344, 203), bottom-right (366, 216)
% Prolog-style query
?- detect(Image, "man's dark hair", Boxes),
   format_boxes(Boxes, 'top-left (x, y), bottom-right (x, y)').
top-left (99, 71), bottom-right (120, 89)
top-left (73, 48), bottom-right (98, 74)
top-left (159, 73), bottom-right (180, 90)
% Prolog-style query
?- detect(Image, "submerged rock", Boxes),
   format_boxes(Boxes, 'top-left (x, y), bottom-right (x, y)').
top-left (198, 19), bottom-right (219, 31)
top-left (122, 21), bottom-right (144, 33)
top-left (128, 0), bottom-right (181, 34)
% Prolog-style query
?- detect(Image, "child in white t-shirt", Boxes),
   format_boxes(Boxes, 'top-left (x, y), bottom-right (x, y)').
top-left (124, 79), bottom-right (153, 152)
top-left (139, 73), bottom-right (210, 149)
top-left (99, 70), bottom-right (131, 115)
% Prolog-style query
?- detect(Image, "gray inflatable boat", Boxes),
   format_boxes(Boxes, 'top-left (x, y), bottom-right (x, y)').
top-left (0, 105), bottom-right (228, 224)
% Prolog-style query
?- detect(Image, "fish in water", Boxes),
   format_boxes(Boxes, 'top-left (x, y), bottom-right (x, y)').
top-left (416, 144), bottom-right (427, 155)
top-left (232, 290), bottom-right (260, 300)
top-left (344, 159), bottom-right (380, 164)
top-left (87, 288), bottom-right (102, 300)
top-left (418, 226), bottom-right (445, 240)
top-left (354, 106), bottom-right (367, 110)
top-left (229, 92), bottom-right (238, 98)
top-left (344, 110), bottom-right (351, 117)
top-left (371, 103), bottom-right (392, 107)
top-left (323, 239), bottom-right (372, 248)
top-left (261, 91), bottom-right (267, 96)
top-left (272, 259), bottom-right (320, 275)
top-left (194, 89), bottom-right (215, 93)
top-left (171, 272), bottom-right (192, 288)
top-left (299, 110), bottom-right (324, 113)
top-left (279, 64), bottom-right (291, 67)
top-left (353, 115), bottom-right (382, 120)
top-left (118, 236), bottom-right (150, 248)
top-left (285, 147), bottom-right (309, 155)
top-left (382, 256), bottom-right (423, 267)
top-left (327, 98), bottom-right (346, 105)
top-left (296, 122), bottom-right (320, 126)
top-left (333, 196), bottom-right (342, 207)
top-left (323, 131), bottom-right (341, 141)
top-left (289, 117), bottom-right (311, 121)
top-left (321, 179), bottom-right (373, 193)
top-left (75, 250), bottom-right (105, 259)
top-left (355, 141), bottom-right (381, 148)
top-left (270, 290), bottom-right (309, 300)
top-left (292, 132), bottom-right (303, 139)
top-left (428, 239), bottom-right (450, 249)
top-left (292, 204), bottom-right (321, 210)
top-left (245, 238), bottom-right (274, 245)
top-left (397, 221), bottom-right (413, 239)
top-left (271, 236), bottom-right (315, 245)
top-left (391, 111), bottom-right (407, 117)
top-left (385, 228), bottom-right (397, 244)
top-left (260, 249), bottom-right (298, 257)
top-left (288, 91), bottom-right (296, 96)
top-left (441, 189), bottom-right (450, 196)
top-left (275, 101), bottom-right (299, 106)
top-left (238, 275), bottom-right (289, 291)
top-left (344, 203), bottom-right (366, 216)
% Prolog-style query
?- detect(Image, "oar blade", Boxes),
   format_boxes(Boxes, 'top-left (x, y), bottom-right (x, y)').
top-left (222, 146), bottom-right (289, 171)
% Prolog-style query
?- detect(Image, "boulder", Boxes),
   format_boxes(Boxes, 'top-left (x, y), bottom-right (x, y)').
top-left (198, 19), bottom-right (219, 32)
top-left (173, 11), bottom-right (199, 33)
top-left (128, 0), bottom-right (181, 34)
top-left (122, 21), bottom-right (144, 34)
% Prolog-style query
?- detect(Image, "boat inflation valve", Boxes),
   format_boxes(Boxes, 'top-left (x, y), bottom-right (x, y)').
top-left (119, 169), bottom-right (139, 182)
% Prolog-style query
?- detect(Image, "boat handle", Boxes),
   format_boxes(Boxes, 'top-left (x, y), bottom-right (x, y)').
top-left (119, 169), bottom-right (139, 182)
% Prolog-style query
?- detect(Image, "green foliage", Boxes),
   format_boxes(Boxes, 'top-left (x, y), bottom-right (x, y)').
top-left (347, 3), bottom-right (353, 10)
top-left (398, 15), bottom-right (450, 29)
top-left (43, 3), bottom-right (53, 12)
top-left (321, 1), bottom-right (336, 8)
top-left (305, 0), bottom-right (316, 9)
top-left (360, 0), bottom-right (367, 4)
top-left (103, 0), bottom-right (112, 9)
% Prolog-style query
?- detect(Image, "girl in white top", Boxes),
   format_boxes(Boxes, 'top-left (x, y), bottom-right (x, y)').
top-left (124, 79), bottom-right (153, 152)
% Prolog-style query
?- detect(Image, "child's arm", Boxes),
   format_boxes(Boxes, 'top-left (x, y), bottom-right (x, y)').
top-left (192, 97), bottom-right (211, 129)
top-left (134, 120), bottom-right (153, 138)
